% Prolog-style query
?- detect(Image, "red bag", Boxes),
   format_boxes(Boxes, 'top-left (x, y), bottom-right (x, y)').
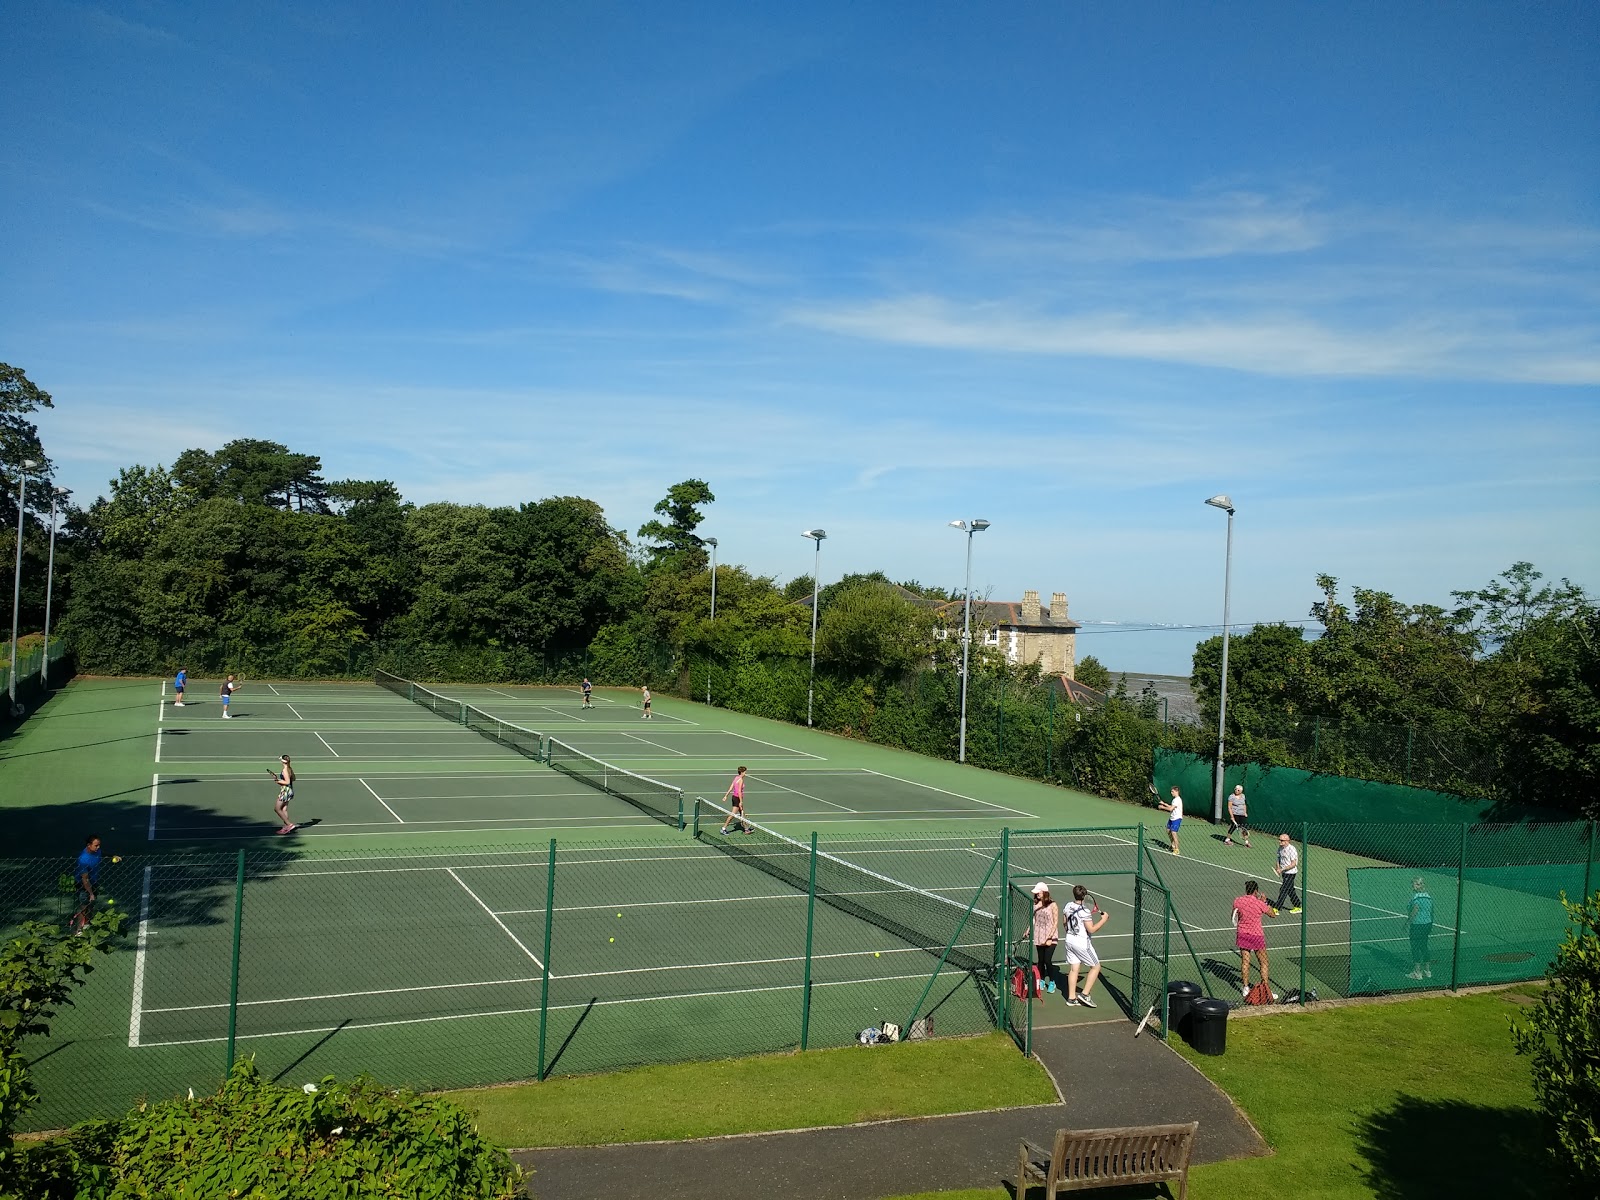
top-left (1245, 981), bottom-right (1275, 1006)
top-left (1011, 964), bottom-right (1042, 999)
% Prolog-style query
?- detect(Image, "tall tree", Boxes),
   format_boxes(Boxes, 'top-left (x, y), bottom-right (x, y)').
top-left (0, 364), bottom-right (56, 527)
top-left (173, 439), bottom-right (332, 513)
top-left (636, 479), bottom-right (714, 570)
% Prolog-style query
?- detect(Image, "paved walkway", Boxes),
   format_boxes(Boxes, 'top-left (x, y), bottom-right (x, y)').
top-left (513, 1018), bottom-right (1268, 1199)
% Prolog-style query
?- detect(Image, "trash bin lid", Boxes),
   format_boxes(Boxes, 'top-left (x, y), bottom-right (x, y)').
top-left (1191, 997), bottom-right (1230, 1016)
top-left (1167, 980), bottom-right (1203, 997)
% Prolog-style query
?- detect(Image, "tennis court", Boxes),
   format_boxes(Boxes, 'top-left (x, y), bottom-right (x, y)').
top-left (11, 831), bottom-right (1007, 1130)
top-left (147, 676), bottom-right (1039, 842)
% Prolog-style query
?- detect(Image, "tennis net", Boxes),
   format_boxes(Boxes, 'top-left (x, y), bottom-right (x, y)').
top-left (695, 798), bottom-right (996, 976)
top-left (376, 669), bottom-right (465, 724)
top-left (375, 668), bottom-right (411, 700)
top-left (547, 737), bottom-right (684, 829)
top-left (463, 704), bottom-right (544, 764)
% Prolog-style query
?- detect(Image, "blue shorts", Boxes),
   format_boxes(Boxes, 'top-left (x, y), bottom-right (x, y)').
top-left (1167, 819), bottom-right (1182, 832)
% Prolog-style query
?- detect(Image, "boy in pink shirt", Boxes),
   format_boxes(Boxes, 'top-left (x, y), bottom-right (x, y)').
top-left (1232, 880), bottom-right (1277, 999)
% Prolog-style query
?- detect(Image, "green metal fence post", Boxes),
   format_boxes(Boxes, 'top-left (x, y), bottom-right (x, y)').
top-left (1161, 891), bottom-right (1172, 1039)
top-left (1312, 717), bottom-right (1320, 766)
top-left (1586, 822), bottom-right (1597, 902)
top-left (1299, 824), bottom-right (1309, 1005)
top-left (1405, 727), bottom-right (1413, 786)
top-left (225, 849), bottom-right (245, 1077)
top-left (801, 833), bottom-right (818, 1050)
top-left (1136, 823), bottom-right (1146, 877)
top-left (1451, 823), bottom-right (1468, 991)
top-left (538, 839), bottom-right (556, 1080)
top-left (998, 829), bottom-right (1011, 1035)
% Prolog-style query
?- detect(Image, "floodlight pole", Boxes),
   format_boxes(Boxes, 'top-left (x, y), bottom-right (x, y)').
top-left (949, 519), bottom-right (991, 763)
top-left (802, 529), bottom-right (827, 726)
top-left (705, 537), bottom-right (718, 706)
top-left (41, 487), bottom-right (67, 687)
top-left (8, 460), bottom-right (38, 712)
top-left (1205, 495), bottom-right (1236, 822)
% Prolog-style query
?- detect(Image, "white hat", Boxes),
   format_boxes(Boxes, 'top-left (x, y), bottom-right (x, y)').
top-left (1031, 881), bottom-right (1050, 895)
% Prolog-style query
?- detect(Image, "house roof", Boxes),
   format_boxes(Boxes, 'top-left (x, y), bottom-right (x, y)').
top-left (927, 597), bottom-right (1081, 632)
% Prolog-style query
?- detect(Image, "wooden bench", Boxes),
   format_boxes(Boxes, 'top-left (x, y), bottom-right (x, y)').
top-left (1018, 1121), bottom-right (1198, 1199)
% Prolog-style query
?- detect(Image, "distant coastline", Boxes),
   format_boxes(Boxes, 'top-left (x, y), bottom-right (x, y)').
top-left (1074, 619), bottom-right (1321, 678)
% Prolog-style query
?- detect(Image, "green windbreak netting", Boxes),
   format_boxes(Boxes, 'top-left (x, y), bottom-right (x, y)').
top-left (1349, 862), bottom-right (1585, 994)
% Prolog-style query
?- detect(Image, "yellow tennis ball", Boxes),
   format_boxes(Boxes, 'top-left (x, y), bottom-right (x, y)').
top-left (616, 912), bottom-right (622, 918)
top-left (106, 899), bottom-right (115, 906)
top-left (112, 856), bottom-right (123, 863)
top-left (609, 937), bottom-right (615, 943)
top-left (874, 952), bottom-right (880, 958)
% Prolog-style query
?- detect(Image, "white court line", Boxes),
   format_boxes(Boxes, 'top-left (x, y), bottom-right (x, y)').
top-left (447, 869), bottom-right (544, 968)
top-left (147, 775), bottom-right (160, 840)
top-left (621, 732), bottom-right (688, 756)
top-left (488, 688), bottom-right (517, 698)
top-left (718, 729), bottom-right (823, 759)
top-left (313, 731), bottom-right (341, 758)
top-left (359, 778), bottom-right (405, 823)
top-left (286, 704), bottom-right (305, 720)
top-left (1141, 847), bottom-right (1392, 915)
top-left (133, 969), bottom-right (962, 1048)
top-left (128, 865), bottom-right (153, 1047)
top-left (267, 682), bottom-right (282, 695)
top-left (154, 729), bottom-right (162, 763)
top-left (158, 699), bottom-right (164, 723)
top-left (752, 773), bottom-right (855, 812)
top-left (864, 770), bottom-right (1037, 818)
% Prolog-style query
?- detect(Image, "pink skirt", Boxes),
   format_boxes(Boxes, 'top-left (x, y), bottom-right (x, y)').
top-left (1236, 932), bottom-right (1266, 952)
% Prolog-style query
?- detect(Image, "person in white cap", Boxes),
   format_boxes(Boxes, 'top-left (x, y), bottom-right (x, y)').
top-left (1030, 882), bottom-right (1061, 994)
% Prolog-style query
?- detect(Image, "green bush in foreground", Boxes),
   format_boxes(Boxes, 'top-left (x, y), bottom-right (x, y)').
top-left (7, 1059), bottom-right (524, 1200)
top-left (1512, 892), bottom-right (1600, 1190)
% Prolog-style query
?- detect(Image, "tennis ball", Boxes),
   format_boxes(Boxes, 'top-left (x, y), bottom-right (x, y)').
top-left (616, 912), bottom-right (622, 918)
top-left (874, 952), bottom-right (880, 958)
top-left (112, 856), bottom-right (122, 863)
top-left (609, 937), bottom-right (615, 943)
top-left (106, 899), bottom-right (115, 906)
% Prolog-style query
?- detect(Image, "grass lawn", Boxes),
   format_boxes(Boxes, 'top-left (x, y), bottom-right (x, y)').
top-left (883, 987), bottom-right (1555, 1200)
top-left (447, 989), bottom-right (1555, 1200)
top-left (443, 1033), bottom-right (1055, 1147)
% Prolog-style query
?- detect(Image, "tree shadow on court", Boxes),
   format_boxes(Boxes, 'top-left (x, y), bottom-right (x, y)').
top-left (1356, 1094), bottom-right (1556, 1200)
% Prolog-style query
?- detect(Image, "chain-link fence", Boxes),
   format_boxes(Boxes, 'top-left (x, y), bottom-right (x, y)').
top-left (2, 834), bottom-right (1006, 1132)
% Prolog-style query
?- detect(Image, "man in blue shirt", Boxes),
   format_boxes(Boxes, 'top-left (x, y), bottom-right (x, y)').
top-left (174, 668), bottom-right (187, 707)
top-left (1407, 878), bottom-right (1435, 981)
top-left (71, 836), bottom-right (104, 932)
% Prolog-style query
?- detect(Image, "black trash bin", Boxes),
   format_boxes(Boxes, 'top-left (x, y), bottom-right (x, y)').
top-left (1190, 998), bottom-right (1229, 1055)
top-left (1166, 980), bottom-right (1202, 1042)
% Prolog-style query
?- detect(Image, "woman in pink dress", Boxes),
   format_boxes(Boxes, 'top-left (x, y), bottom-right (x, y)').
top-left (1232, 880), bottom-right (1277, 999)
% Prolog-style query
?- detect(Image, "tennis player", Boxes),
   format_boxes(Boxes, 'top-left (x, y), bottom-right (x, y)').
top-left (70, 835), bottom-right (104, 932)
top-left (1225, 784), bottom-right (1250, 847)
top-left (719, 766), bottom-right (751, 834)
top-left (1157, 786), bottom-right (1183, 855)
top-left (1233, 880), bottom-right (1276, 998)
top-left (1060, 885), bottom-right (1108, 1007)
top-left (270, 754), bottom-right (297, 835)
top-left (173, 667), bottom-right (187, 707)
top-left (581, 678), bottom-right (594, 709)
top-left (640, 685), bottom-right (652, 720)
top-left (1407, 878), bottom-right (1434, 980)
top-left (220, 674), bottom-right (239, 719)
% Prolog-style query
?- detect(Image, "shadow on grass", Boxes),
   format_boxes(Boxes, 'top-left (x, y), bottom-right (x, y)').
top-left (1356, 1094), bottom-right (1556, 1200)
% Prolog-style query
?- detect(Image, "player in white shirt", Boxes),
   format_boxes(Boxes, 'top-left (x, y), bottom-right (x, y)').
top-left (1059, 885), bottom-right (1109, 1007)
top-left (1157, 786), bottom-right (1184, 855)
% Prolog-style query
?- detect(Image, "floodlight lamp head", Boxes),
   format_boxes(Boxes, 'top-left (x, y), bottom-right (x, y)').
top-left (948, 519), bottom-right (965, 530)
top-left (1205, 494), bottom-right (1235, 515)
top-left (21, 460), bottom-right (38, 471)
top-left (704, 537), bottom-right (717, 548)
top-left (802, 529), bottom-right (826, 542)
top-left (971, 519), bottom-right (991, 532)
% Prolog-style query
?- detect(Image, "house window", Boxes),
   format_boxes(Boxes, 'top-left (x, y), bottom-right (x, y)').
top-left (984, 628), bottom-right (1000, 646)
top-left (934, 627), bottom-right (950, 640)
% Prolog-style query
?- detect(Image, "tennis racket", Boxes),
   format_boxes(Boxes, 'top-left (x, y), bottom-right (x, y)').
top-left (1134, 1004), bottom-right (1157, 1038)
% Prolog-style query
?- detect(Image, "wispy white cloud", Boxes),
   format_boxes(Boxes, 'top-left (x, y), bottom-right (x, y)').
top-left (786, 295), bottom-right (1600, 384)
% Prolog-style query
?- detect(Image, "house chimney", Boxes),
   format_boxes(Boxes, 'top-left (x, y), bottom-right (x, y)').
top-left (1051, 592), bottom-right (1068, 620)
top-left (1022, 590), bottom-right (1040, 624)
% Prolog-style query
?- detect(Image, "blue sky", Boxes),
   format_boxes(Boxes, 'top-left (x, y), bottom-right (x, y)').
top-left (5, 1), bottom-right (1597, 634)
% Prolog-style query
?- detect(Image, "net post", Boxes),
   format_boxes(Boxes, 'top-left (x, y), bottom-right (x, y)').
top-left (1451, 822), bottom-right (1467, 991)
top-left (407, 683), bottom-right (415, 702)
top-left (225, 848), bottom-right (245, 1078)
top-left (677, 792), bottom-right (684, 831)
top-left (538, 839), bottom-right (556, 1080)
top-left (801, 833), bottom-right (818, 1051)
top-left (691, 797), bottom-right (701, 839)
top-left (1299, 823), bottom-right (1309, 1005)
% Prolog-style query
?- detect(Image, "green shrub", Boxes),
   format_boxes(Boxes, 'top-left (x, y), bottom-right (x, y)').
top-left (1511, 892), bottom-right (1600, 1190)
top-left (10, 1059), bottom-right (524, 1200)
